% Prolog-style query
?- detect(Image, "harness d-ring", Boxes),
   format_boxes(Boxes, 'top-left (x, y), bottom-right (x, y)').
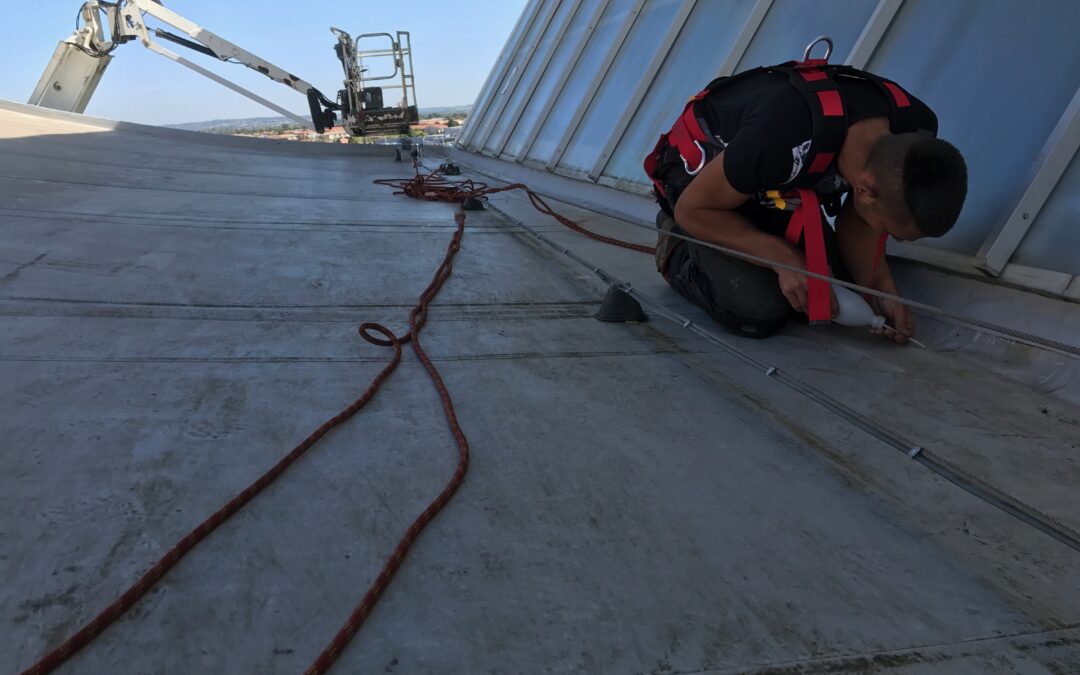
top-left (681, 140), bottom-right (707, 176)
top-left (802, 35), bottom-right (833, 62)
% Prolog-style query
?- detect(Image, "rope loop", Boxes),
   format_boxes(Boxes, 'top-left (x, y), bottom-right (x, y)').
top-left (358, 322), bottom-right (401, 348)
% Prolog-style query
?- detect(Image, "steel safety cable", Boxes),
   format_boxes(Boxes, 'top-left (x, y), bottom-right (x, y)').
top-left (613, 220), bottom-right (1080, 359)
top-left (438, 159), bottom-right (1080, 360)
top-left (481, 198), bottom-right (1080, 555)
top-left (395, 163), bottom-right (1080, 553)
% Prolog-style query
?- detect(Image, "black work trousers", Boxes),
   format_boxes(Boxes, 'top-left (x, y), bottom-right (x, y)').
top-left (659, 204), bottom-right (846, 339)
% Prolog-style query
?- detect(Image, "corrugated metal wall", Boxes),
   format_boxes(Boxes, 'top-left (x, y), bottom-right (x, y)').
top-left (460, 0), bottom-right (1080, 298)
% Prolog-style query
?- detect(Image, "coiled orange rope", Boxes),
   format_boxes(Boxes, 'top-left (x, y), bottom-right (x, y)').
top-left (375, 169), bottom-right (655, 255)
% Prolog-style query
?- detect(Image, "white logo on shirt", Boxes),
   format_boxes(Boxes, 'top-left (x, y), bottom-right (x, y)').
top-left (787, 139), bottom-right (811, 184)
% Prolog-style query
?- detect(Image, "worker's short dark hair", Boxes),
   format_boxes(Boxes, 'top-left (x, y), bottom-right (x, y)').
top-left (867, 133), bottom-right (968, 238)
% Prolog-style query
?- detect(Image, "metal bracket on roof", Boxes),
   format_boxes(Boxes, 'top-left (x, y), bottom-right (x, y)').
top-left (596, 286), bottom-right (647, 323)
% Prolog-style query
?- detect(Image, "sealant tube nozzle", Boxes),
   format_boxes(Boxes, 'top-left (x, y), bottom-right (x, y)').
top-left (833, 285), bottom-right (886, 329)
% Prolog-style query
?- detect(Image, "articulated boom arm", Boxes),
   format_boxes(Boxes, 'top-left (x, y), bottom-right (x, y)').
top-left (30, 0), bottom-right (338, 131)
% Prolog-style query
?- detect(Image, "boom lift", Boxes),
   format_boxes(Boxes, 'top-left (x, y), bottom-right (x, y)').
top-left (30, 1), bottom-right (419, 135)
top-left (331, 29), bottom-right (420, 136)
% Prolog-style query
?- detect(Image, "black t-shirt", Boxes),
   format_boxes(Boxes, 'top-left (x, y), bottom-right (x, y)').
top-left (700, 70), bottom-right (938, 198)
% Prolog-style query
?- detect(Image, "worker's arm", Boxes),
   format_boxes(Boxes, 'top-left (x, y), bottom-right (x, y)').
top-left (835, 199), bottom-right (914, 342)
top-left (674, 151), bottom-right (834, 316)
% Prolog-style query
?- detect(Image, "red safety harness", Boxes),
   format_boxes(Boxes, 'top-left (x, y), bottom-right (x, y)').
top-left (644, 49), bottom-right (916, 324)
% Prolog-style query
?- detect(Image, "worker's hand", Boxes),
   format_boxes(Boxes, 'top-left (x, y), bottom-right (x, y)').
top-left (868, 278), bottom-right (915, 343)
top-left (775, 251), bottom-right (838, 317)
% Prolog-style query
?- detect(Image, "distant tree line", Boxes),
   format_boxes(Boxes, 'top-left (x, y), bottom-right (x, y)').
top-left (420, 111), bottom-right (468, 121)
top-left (220, 123), bottom-right (306, 135)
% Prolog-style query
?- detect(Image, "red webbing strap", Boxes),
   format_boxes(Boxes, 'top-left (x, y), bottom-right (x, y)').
top-left (871, 231), bottom-right (888, 280)
top-left (783, 189), bottom-right (831, 324)
top-left (644, 67), bottom-right (769, 194)
top-left (863, 231), bottom-right (889, 302)
top-left (681, 105), bottom-right (710, 143)
top-left (643, 134), bottom-right (667, 198)
top-left (780, 62), bottom-right (847, 181)
top-left (882, 81), bottom-right (911, 108)
top-left (806, 153), bottom-right (835, 174)
top-left (666, 106), bottom-right (709, 172)
top-left (644, 89), bottom-right (713, 196)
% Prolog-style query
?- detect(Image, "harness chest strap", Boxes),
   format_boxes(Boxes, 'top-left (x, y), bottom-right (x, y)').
top-left (783, 192), bottom-right (891, 323)
top-left (783, 189), bottom-right (832, 324)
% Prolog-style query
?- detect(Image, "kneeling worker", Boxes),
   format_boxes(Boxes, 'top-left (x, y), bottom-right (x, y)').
top-left (645, 40), bottom-right (967, 342)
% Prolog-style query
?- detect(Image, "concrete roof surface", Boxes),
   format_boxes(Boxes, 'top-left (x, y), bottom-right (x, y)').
top-left (2, 101), bottom-right (1079, 674)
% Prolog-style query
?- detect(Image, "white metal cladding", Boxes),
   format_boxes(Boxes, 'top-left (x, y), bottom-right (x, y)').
top-left (502, 0), bottom-right (611, 160)
top-left (521, 0), bottom-right (640, 164)
top-left (470, 0), bottom-right (567, 148)
top-left (482, 0), bottom-right (585, 154)
top-left (459, 0), bottom-right (544, 149)
top-left (464, 0), bottom-right (1080, 289)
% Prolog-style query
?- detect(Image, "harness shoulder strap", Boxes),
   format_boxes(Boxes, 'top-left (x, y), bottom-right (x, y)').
top-left (772, 61), bottom-right (848, 183)
top-left (770, 59), bottom-right (847, 323)
top-left (697, 66), bottom-right (767, 99)
top-left (831, 65), bottom-right (918, 134)
top-left (645, 67), bottom-right (771, 201)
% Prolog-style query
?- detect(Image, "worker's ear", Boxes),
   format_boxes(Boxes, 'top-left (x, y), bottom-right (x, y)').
top-left (852, 169), bottom-right (879, 203)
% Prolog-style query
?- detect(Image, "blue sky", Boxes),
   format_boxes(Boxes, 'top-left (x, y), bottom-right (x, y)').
top-left (3, 1), bottom-right (527, 125)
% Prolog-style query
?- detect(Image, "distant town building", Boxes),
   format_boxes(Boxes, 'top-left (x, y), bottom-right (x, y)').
top-left (228, 114), bottom-right (468, 145)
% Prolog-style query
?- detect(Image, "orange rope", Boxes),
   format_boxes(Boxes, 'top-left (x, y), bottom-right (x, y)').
top-left (24, 164), bottom-right (650, 675)
top-left (375, 168), bottom-right (655, 255)
top-left (22, 202), bottom-right (471, 675)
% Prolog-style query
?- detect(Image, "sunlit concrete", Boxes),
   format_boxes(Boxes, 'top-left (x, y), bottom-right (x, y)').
top-left (2, 101), bottom-right (1078, 674)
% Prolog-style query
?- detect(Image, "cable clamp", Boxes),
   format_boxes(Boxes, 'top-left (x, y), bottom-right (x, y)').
top-left (765, 367), bottom-right (777, 376)
top-left (682, 319), bottom-right (692, 328)
top-left (908, 446), bottom-right (923, 458)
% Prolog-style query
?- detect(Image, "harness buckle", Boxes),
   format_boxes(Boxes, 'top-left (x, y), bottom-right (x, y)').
top-left (681, 140), bottom-right (707, 176)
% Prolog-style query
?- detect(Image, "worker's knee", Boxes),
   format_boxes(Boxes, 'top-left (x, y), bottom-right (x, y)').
top-left (693, 248), bottom-right (791, 333)
top-left (714, 307), bottom-right (790, 339)
top-left (664, 243), bottom-right (792, 338)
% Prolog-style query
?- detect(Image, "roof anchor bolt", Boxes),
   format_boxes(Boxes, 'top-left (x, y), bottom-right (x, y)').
top-left (908, 446), bottom-right (923, 458)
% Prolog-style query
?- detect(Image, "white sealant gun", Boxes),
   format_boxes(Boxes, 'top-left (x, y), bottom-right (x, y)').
top-left (832, 285), bottom-right (926, 347)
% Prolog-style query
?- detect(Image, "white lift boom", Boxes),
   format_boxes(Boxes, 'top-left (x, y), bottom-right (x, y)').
top-left (31, 1), bottom-right (420, 135)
